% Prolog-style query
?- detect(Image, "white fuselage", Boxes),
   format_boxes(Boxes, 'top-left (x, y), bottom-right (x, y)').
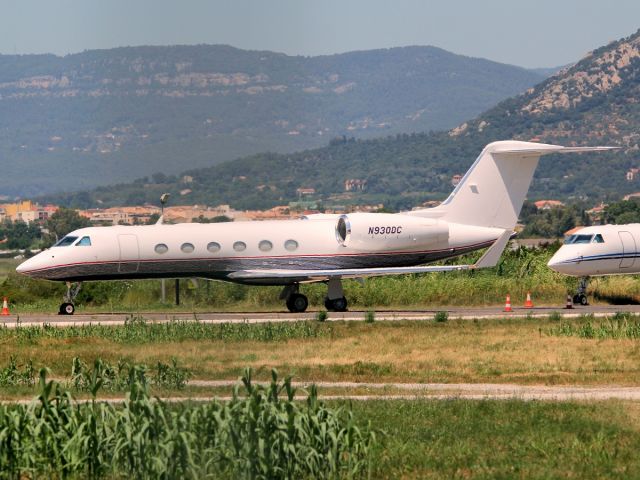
top-left (16, 215), bottom-right (502, 285)
top-left (548, 224), bottom-right (640, 276)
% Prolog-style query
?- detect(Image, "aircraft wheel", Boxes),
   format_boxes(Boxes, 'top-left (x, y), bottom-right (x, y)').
top-left (325, 297), bottom-right (348, 312)
top-left (59, 302), bottom-right (75, 315)
top-left (286, 293), bottom-right (308, 313)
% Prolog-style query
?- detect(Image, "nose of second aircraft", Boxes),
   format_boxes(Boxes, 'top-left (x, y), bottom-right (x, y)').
top-left (547, 248), bottom-right (580, 276)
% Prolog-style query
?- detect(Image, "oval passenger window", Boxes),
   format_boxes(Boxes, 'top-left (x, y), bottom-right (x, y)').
top-left (284, 239), bottom-right (298, 251)
top-left (155, 243), bottom-right (168, 254)
top-left (207, 241), bottom-right (221, 253)
top-left (233, 241), bottom-right (247, 252)
top-left (181, 243), bottom-right (195, 253)
top-left (259, 240), bottom-right (273, 252)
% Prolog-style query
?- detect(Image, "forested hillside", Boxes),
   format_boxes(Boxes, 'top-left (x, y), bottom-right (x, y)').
top-left (0, 44), bottom-right (544, 197)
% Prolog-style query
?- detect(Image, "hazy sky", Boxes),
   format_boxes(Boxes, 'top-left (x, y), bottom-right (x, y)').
top-left (1, 0), bottom-right (639, 68)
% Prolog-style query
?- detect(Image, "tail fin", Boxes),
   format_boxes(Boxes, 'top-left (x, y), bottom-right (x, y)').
top-left (424, 141), bottom-right (615, 229)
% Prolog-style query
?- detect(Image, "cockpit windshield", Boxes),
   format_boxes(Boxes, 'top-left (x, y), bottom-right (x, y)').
top-left (563, 233), bottom-right (605, 245)
top-left (54, 236), bottom-right (78, 247)
top-left (76, 236), bottom-right (92, 246)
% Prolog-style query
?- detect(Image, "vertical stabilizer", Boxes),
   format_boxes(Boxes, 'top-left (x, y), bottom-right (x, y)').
top-left (416, 141), bottom-right (615, 229)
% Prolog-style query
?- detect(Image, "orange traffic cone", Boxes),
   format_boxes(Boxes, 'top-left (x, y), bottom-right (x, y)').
top-left (1, 297), bottom-right (9, 316)
top-left (565, 294), bottom-right (573, 310)
top-left (504, 294), bottom-right (512, 312)
top-left (524, 292), bottom-right (534, 309)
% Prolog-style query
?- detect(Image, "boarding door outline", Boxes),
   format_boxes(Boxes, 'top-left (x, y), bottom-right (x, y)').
top-left (117, 234), bottom-right (140, 273)
top-left (618, 231), bottom-right (636, 269)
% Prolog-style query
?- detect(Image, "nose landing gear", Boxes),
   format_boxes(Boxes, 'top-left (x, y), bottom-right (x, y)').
top-left (572, 276), bottom-right (590, 306)
top-left (59, 282), bottom-right (82, 315)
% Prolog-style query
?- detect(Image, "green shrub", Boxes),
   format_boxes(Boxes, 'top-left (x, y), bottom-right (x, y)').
top-left (435, 311), bottom-right (449, 323)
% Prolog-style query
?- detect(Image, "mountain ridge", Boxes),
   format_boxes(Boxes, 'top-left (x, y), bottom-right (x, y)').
top-left (0, 44), bottom-right (545, 196)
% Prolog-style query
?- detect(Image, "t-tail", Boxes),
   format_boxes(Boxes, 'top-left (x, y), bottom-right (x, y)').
top-left (415, 140), bottom-right (616, 230)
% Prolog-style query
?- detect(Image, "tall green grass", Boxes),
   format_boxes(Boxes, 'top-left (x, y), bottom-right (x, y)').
top-left (0, 368), bottom-right (375, 479)
top-left (548, 312), bottom-right (640, 339)
top-left (2, 316), bottom-right (333, 344)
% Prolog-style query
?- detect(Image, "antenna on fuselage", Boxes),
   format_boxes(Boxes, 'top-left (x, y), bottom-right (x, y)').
top-left (157, 193), bottom-right (171, 225)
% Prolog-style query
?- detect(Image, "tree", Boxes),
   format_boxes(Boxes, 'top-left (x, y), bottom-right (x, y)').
top-left (44, 208), bottom-right (91, 245)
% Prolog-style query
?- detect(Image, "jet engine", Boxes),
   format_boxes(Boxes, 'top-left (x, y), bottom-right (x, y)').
top-left (335, 213), bottom-right (448, 251)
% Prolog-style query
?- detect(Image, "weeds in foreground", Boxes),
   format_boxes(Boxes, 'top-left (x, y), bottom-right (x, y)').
top-left (0, 368), bottom-right (375, 479)
top-left (365, 311), bottom-right (375, 323)
top-left (434, 311), bottom-right (449, 323)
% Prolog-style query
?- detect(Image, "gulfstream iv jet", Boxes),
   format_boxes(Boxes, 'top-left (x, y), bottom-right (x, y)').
top-left (17, 141), bottom-right (614, 314)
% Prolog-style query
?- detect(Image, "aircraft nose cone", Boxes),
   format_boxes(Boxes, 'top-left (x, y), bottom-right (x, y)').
top-left (16, 257), bottom-right (33, 275)
top-left (547, 249), bottom-right (577, 275)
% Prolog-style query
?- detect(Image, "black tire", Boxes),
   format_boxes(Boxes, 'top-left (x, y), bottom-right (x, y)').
top-left (324, 297), bottom-right (332, 310)
top-left (59, 303), bottom-right (75, 315)
top-left (326, 297), bottom-right (348, 312)
top-left (579, 294), bottom-right (589, 306)
top-left (573, 294), bottom-right (580, 305)
top-left (286, 293), bottom-right (308, 313)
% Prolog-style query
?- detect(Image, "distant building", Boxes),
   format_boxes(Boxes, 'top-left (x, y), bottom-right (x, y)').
top-left (586, 202), bottom-right (607, 224)
top-left (534, 200), bottom-right (565, 210)
top-left (623, 192), bottom-right (640, 201)
top-left (0, 201), bottom-right (58, 224)
top-left (627, 168), bottom-right (640, 181)
top-left (451, 174), bottom-right (462, 187)
top-left (344, 179), bottom-right (367, 192)
top-left (296, 188), bottom-right (316, 196)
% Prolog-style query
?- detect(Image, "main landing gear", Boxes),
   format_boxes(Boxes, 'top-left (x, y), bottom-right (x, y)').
top-left (59, 282), bottom-right (82, 315)
top-left (281, 284), bottom-right (309, 313)
top-left (572, 276), bottom-right (589, 306)
top-left (323, 277), bottom-right (348, 312)
top-left (281, 277), bottom-right (348, 313)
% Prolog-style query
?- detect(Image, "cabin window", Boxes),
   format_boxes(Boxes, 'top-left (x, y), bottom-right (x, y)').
top-left (207, 242), bottom-right (221, 253)
top-left (75, 236), bottom-right (92, 246)
top-left (592, 234), bottom-right (605, 243)
top-left (233, 241), bottom-right (247, 252)
top-left (181, 243), bottom-right (195, 253)
top-left (258, 240), bottom-right (273, 252)
top-left (54, 236), bottom-right (78, 247)
top-left (284, 239), bottom-right (299, 251)
top-left (154, 243), bottom-right (169, 254)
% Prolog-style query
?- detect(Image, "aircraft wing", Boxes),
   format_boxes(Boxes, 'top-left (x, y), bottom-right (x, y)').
top-left (229, 230), bottom-right (511, 282)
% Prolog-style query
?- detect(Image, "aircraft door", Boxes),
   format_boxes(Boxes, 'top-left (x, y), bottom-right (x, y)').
top-left (117, 234), bottom-right (140, 273)
top-left (618, 231), bottom-right (636, 269)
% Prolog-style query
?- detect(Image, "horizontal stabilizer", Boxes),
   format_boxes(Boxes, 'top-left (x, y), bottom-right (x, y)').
top-left (472, 229), bottom-right (512, 269)
top-left (493, 145), bottom-right (618, 156)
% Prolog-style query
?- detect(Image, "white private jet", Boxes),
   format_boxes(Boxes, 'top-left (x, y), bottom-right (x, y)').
top-left (548, 224), bottom-right (639, 305)
top-left (17, 141), bottom-right (614, 314)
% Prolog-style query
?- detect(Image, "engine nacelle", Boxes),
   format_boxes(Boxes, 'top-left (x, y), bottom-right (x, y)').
top-left (335, 213), bottom-right (448, 251)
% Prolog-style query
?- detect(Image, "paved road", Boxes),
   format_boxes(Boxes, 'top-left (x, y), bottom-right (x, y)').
top-left (5, 381), bottom-right (640, 403)
top-left (2, 304), bottom-right (640, 327)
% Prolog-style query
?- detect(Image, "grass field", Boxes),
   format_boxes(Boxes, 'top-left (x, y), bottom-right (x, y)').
top-left (2, 316), bottom-right (640, 387)
top-left (2, 313), bottom-right (640, 477)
